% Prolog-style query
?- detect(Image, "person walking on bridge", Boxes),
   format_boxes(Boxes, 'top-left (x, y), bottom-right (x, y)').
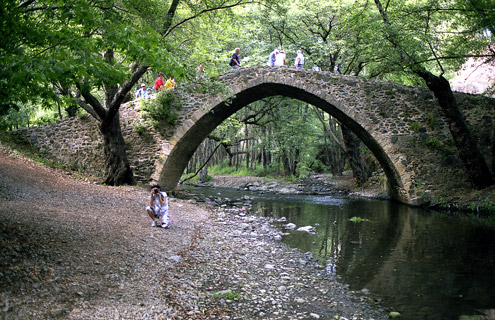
top-left (229, 48), bottom-right (241, 69)
top-left (153, 73), bottom-right (164, 90)
top-left (274, 49), bottom-right (286, 66)
top-left (134, 83), bottom-right (148, 99)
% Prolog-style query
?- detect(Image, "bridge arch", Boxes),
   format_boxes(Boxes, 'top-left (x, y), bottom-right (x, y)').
top-left (154, 67), bottom-right (414, 201)
top-left (148, 66), bottom-right (493, 205)
top-left (7, 68), bottom-right (490, 205)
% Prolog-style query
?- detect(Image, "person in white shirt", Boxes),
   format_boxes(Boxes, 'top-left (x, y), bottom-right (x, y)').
top-left (294, 50), bottom-right (304, 69)
top-left (274, 50), bottom-right (286, 66)
top-left (146, 184), bottom-right (170, 229)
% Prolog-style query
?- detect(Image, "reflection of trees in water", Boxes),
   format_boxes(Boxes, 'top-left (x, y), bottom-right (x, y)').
top-left (243, 192), bottom-right (495, 319)
top-left (249, 192), bottom-right (495, 319)
top-left (317, 201), bottom-right (404, 289)
top-left (318, 208), bottom-right (342, 266)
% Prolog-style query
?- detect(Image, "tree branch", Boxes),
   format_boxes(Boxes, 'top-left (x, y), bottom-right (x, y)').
top-left (180, 142), bottom-right (223, 184)
top-left (76, 98), bottom-right (101, 120)
top-left (162, 0), bottom-right (182, 35)
top-left (105, 65), bottom-right (149, 125)
top-left (163, 0), bottom-right (256, 37)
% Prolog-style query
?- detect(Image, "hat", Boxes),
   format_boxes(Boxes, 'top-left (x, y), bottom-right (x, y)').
top-left (297, 50), bottom-right (302, 54)
top-left (150, 184), bottom-right (161, 190)
top-left (141, 83), bottom-right (146, 87)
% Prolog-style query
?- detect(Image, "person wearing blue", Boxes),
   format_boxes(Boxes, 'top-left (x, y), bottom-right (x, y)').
top-left (229, 48), bottom-right (241, 69)
top-left (267, 49), bottom-right (278, 66)
top-left (146, 184), bottom-right (170, 229)
top-left (134, 83), bottom-right (148, 99)
top-left (294, 50), bottom-right (304, 69)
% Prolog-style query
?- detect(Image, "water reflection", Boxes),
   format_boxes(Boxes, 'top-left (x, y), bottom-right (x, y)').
top-left (188, 186), bottom-right (495, 320)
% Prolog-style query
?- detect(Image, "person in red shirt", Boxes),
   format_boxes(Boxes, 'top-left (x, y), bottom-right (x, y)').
top-left (153, 73), bottom-right (164, 90)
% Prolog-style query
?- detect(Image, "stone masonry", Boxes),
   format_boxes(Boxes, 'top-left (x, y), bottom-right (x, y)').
top-left (4, 66), bottom-right (494, 205)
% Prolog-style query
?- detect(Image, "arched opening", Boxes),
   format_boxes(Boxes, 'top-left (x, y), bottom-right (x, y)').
top-left (157, 83), bottom-right (404, 201)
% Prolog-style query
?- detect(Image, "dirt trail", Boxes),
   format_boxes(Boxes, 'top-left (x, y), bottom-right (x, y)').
top-left (0, 148), bottom-right (212, 319)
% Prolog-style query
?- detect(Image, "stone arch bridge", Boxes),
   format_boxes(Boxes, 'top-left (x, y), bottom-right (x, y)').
top-left (152, 67), bottom-right (493, 204)
top-left (9, 66), bottom-right (494, 205)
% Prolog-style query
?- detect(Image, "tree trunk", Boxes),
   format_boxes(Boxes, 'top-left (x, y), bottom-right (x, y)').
top-left (100, 113), bottom-right (133, 185)
top-left (282, 152), bottom-right (290, 176)
top-left (200, 165), bottom-right (208, 182)
top-left (492, 121), bottom-right (495, 174)
top-left (341, 126), bottom-right (368, 186)
top-left (416, 71), bottom-right (493, 189)
top-left (373, 0), bottom-right (493, 189)
top-left (292, 148), bottom-right (300, 177)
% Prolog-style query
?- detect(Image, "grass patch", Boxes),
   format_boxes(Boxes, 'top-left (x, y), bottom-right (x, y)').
top-left (350, 216), bottom-right (370, 223)
top-left (211, 291), bottom-right (241, 300)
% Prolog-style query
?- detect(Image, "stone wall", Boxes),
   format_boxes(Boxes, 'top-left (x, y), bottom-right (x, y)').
top-left (5, 101), bottom-right (162, 184)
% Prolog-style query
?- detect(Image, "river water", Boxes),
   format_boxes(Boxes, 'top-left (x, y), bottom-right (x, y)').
top-left (186, 186), bottom-right (495, 320)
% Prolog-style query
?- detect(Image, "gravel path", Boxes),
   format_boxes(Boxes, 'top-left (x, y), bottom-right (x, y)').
top-left (0, 148), bottom-right (388, 320)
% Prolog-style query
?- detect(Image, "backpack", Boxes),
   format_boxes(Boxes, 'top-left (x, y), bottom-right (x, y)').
top-left (229, 58), bottom-right (235, 66)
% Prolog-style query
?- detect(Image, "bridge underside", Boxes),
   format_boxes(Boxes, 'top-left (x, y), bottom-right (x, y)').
top-left (155, 83), bottom-right (405, 202)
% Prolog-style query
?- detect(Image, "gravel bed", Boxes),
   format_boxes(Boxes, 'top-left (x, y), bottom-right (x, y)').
top-left (0, 147), bottom-right (388, 319)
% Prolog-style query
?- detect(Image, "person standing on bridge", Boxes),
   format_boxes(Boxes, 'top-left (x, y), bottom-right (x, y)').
top-left (165, 76), bottom-right (176, 89)
top-left (229, 48), bottom-right (241, 69)
top-left (153, 73), bottom-right (164, 90)
top-left (134, 83), bottom-right (148, 99)
top-left (267, 49), bottom-right (278, 66)
top-left (274, 49), bottom-right (286, 66)
top-left (146, 184), bottom-right (170, 229)
top-left (294, 50), bottom-right (304, 69)
top-left (196, 64), bottom-right (205, 79)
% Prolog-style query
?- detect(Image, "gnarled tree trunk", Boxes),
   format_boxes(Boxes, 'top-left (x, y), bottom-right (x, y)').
top-left (100, 113), bottom-right (133, 185)
top-left (416, 71), bottom-right (493, 189)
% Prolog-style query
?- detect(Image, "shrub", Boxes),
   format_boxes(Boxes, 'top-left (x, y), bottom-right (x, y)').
top-left (140, 90), bottom-right (182, 128)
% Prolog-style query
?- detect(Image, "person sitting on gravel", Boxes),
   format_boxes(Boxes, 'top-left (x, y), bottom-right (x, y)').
top-left (146, 184), bottom-right (170, 229)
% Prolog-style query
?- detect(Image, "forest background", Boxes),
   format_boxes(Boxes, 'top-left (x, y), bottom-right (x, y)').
top-left (1, 0), bottom-right (494, 190)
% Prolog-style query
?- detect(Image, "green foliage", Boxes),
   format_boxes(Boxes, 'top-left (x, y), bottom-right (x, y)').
top-left (180, 172), bottom-right (200, 183)
top-left (0, 0), bottom-right (186, 127)
top-left (425, 137), bottom-right (443, 149)
top-left (211, 291), bottom-right (241, 300)
top-left (467, 195), bottom-right (495, 214)
top-left (133, 121), bottom-right (147, 136)
top-left (350, 216), bottom-right (369, 223)
top-left (140, 90), bottom-right (182, 128)
top-left (208, 162), bottom-right (277, 179)
top-left (187, 77), bottom-right (234, 103)
top-left (410, 121), bottom-right (421, 132)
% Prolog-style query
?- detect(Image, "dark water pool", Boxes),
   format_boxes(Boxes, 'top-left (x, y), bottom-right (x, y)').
top-left (186, 186), bottom-right (495, 320)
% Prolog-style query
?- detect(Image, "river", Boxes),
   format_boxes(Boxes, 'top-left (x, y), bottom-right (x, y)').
top-left (185, 186), bottom-right (495, 320)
